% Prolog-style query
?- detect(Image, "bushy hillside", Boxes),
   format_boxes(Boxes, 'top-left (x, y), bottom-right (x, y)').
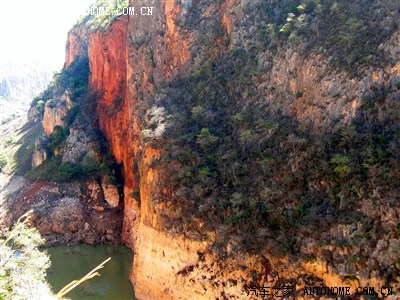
top-left (137, 0), bottom-right (400, 285)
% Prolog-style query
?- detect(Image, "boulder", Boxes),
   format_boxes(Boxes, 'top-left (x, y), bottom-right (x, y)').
top-left (101, 175), bottom-right (120, 208)
top-left (32, 135), bottom-right (49, 168)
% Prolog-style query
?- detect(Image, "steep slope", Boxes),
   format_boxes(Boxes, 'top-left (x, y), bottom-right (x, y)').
top-left (120, 1), bottom-right (400, 299)
top-left (29, 0), bottom-right (400, 299)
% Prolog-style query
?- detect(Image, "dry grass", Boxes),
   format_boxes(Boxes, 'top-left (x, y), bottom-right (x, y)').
top-left (55, 257), bottom-right (111, 299)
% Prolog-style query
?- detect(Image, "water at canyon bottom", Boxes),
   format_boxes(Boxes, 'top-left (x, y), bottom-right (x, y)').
top-left (45, 244), bottom-right (135, 300)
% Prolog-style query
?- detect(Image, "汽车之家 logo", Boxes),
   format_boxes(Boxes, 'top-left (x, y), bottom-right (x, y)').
top-left (246, 285), bottom-right (394, 298)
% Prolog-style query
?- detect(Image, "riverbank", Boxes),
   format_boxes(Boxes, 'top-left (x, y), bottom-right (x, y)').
top-left (1, 174), bottom-right (123, 246)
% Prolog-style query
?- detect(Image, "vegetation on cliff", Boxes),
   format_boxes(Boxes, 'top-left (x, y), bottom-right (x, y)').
top-left (251, 0), bottom-right (398, 72)
top-left (152, 51), bottom-right (400, 255)
top-left (31, 55), bottom-right (90, 109)
top-left (136, 0), bottom-right (400, 286)
top-left (27, 53), bottom-right (122, 183)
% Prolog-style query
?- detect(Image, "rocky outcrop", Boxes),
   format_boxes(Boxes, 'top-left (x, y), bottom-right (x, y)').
top-left (61, 128), bottom-right (99, 164)
top-left (27, 106), bottom-right (41, 123)
top-left (65, 25), bottom-right (89, 69)
top-left (32, 135), bottom-right (49, 168)
top-left (101, 175), bottom-right (120, 208)
top-left (42, 100), bottom-right (66, 136)
top-left (87, 179), bottom-right (103, 202)
top-left (42, 94), bottom-right (70, 136)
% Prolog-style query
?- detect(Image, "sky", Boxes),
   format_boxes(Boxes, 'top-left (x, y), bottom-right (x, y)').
top-left (0, 0), bottom-right (95, 69)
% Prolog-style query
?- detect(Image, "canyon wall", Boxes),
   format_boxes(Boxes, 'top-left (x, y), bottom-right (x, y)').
top-left (59, 0), bottom-right (400, 299)
top-left (65, 25), bottom-right (89, 69)
top-left (86, 16), bottom-right (139, 247)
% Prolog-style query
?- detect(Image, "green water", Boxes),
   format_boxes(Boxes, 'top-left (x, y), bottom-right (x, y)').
top-left (45, 244), bottom-right (136, 300)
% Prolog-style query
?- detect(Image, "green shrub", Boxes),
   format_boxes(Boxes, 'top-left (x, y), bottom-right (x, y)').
top-left (55, 163), bottom-right (81, 181)
top-left (66, 103), bottom-right (81, 125)
top-left (197, 128), bottom-right (219, 150)
top-left (0, 153), bottom-right (7, 170)
top-left (48, 126), bottom-right (67, 152)
top-left (330, 154), bottom-right (352, 178)
top-left (191, 105), bottom-right (205, 119)
top-left (3, 134), bottom-right (17, 146)
top-left (82, 157), bottom-right (105, 177)
top-left (339, 125), bottom-right (356, 142)
top-left (198, 166), bottom-right (211, 176)
top-left (26, 155), bottom-right (62, 181)
top-left (30, 55), bottom-right (89, 109)
top-left (0, 212), bottom-right (52, 299)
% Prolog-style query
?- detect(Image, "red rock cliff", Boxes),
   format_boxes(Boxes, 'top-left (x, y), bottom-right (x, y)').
top-left (84, 2), bottom-right (211, 298)
top-left (65, 25), bottom-right (88, 68)
top-left (65, 0), bottom-right (400, 298)
top-left (87, 0), bottom-right (192, 250)
top-left (88, 17), bottom-right (131, 186)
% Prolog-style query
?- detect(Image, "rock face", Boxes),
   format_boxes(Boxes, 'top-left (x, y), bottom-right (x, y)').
top-left (27, 106), bottom-right (41, 123)
top-left (47, 0), bottom-right (400, 299)
top-left (32, 135), bottom-right (49, 168)
top-left (86, 16), bottom-right (140, 247)
top-left (101, 175), bottom-right (120, 208)
top-left (42, 91), bottom-right (73, 136)
top-left (83, 3), bottom-right (281, 298)
top-left (89, 17), bottom-right (131, 187)
top-left (61, 128), bottom-right (99, 164)
top-left (42, 101), bottom-right (66, 136)
top-left (65, 25), bottom-right (89, 69)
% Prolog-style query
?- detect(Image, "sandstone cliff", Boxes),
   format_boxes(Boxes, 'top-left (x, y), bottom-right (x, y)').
top-left (42, 97), bottom-right (69, 136)
top-left (27, 0), bottom-right (400, 299)
top-left (65, 25), bottom-right (90, 69)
